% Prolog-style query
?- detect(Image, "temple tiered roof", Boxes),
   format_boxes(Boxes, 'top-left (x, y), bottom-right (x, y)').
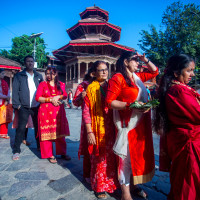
top-left (53, 5), bottom-right (134, 62)
top-left (80, 6), bottom-right (109, 21)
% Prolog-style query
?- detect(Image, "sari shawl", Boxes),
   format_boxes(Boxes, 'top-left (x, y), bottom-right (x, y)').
top-left (86, 81), bottom-right (106, 155)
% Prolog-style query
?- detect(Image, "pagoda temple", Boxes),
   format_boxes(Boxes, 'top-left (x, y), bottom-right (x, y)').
top-left (52, 6), bottom-right (134, 88)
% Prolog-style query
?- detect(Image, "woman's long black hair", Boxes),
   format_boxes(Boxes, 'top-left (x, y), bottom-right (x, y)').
top-left (153, 54), bottom-right (195, 135)
top-left (116, 51), bottom-right (137, 86)
top-left (45, 67), bottom-right (63, 94)
top-left (83, 65), bottom-right (95, 82)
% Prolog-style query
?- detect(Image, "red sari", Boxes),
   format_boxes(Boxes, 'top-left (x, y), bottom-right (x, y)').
top-left (35, 81), bottom-right (70, 158)
top-left (160, 82), bottom-right (200, 200)
top-left (83, 81), bottom-right (119, 193)
top-left (106, 69), bottom-right (159, 184)
top-left (0, 80), bottom-right (9, 137)
top-left (73, 81), bottom-right (91, 178)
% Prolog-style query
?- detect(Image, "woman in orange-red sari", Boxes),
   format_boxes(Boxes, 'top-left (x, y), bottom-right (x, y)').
top-left (35, 67), bottom-right (70, 164)
top-left (83, 61), bottom-right (119, 199)
top-left (106, 51), bottom-right (158, 200)
top-left (154, 54), bottom-right (200, 200)
top-left (0, 69), bottom-right (10, 139)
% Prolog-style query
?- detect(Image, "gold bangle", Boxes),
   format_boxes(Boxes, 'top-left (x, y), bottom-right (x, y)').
top-left (45, 98), bottom-right (50, 103)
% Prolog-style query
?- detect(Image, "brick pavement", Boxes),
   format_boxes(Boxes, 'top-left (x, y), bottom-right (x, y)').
top-left (0, 108), bottom-right (170, 200)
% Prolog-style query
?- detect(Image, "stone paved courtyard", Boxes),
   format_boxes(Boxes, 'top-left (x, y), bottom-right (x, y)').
top-left (0, 108), bottom-right (170, 200)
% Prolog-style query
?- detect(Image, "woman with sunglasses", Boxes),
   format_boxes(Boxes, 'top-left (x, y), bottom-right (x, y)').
top-left (35, 67), bottom-right (71, 164)
top-left (83, 61), bottom-right (119, 199)
top-left (106, 51), bottom-right (159, 200)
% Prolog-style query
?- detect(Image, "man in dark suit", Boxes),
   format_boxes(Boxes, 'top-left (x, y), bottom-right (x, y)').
top-left (12, 55), bottom-right (43, 160)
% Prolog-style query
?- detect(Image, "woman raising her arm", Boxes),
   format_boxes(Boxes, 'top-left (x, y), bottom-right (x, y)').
top-left (106, 51), bottom-right (159, 200)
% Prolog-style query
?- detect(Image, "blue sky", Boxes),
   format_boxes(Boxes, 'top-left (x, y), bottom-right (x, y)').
top-left (1, 0), bottom-right (200, 55)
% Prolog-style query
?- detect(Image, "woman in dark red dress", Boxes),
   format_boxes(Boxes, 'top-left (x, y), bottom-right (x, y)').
top-left (154, 54), bottom-right (200, 200)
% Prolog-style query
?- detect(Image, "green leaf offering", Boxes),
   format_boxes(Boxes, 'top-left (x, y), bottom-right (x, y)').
top-left (129, 99), bottom-right (160, 109)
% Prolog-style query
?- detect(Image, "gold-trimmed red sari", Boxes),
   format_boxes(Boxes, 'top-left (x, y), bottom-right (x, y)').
top-left (35, 81), bottom-right (70, 141)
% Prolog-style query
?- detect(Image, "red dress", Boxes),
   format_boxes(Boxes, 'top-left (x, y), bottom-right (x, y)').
top-left (0, 80), bottom-right (9, 137)
top-left (35, 81), bottom-right (70, 158)
top-left (106, 69), bottom-right (159, 184)
top-left (160, 83), bottom-right (200, 200)
top-left (73, 81), bottom-right (91, 178)
top-left (83, 82), bottom-right (119, 193)
top-left (36, 81), bottom-right (70, 141)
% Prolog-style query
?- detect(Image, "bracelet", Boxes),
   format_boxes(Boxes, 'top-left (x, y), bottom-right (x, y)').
top-left (87, 131), bottom-right (93, 134)
top-left (45, 98), bottom-right (49, 103)
top-left (145, 59), bottom-right (150, 64)
top-left (45, 97), bottom-right (52, 103)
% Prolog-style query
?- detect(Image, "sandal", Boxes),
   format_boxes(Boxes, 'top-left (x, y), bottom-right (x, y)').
top-left (96, 192), bottom-right (107, 199)
top-left (132, 186), bottom-right (148, 199)
top-left (48, 157), bottom-right (57, 164)
top-left (0, 135), bottom-right (10, 139)
top-left (13, 153), bottom-right (20, 161)
top-left (61, 155), bottom-right (71, 161)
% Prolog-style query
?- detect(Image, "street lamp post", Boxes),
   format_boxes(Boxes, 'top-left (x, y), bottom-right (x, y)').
top-left (29, 32), bottom-right (43, 68)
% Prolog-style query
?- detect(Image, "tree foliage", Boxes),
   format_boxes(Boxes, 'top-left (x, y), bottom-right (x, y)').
top-left (138, 1), bottom-right (200, 82)
top-left (0, 34), bottom-right (48, 68)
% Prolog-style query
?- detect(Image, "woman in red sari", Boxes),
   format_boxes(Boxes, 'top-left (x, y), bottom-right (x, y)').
top-left (35, 67), bottom-right (70, 164)
top-left (106, 51), bottom-right (158, 200)
top-left (83, 61), bottom-right (119, 199)
top-left (0, 69), bottom-right (10, 139)
top-left (154, 54), bottom-right (200, 200)
top-left (73, 69), bottom-right (93, 184)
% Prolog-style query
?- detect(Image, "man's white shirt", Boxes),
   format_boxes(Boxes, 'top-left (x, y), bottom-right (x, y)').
top-left (26, 72), bottom-right (39, 108)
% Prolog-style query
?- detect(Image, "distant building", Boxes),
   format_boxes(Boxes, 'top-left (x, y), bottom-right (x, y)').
top-left (0, 56), bottom-right (21, 95)
top-left (51, 5), bottom-right (134, 90)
